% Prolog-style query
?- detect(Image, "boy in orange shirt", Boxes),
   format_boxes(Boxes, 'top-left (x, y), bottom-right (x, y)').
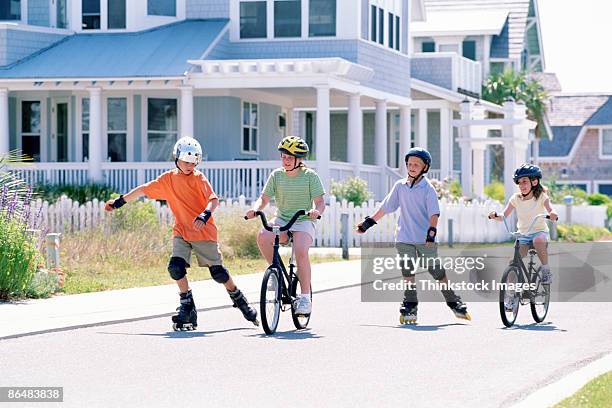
top-left (105, 137), bottom-right (258, 330)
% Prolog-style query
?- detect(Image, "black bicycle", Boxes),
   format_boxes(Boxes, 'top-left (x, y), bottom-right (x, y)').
top-left (495, 213), bottom-right (555, 327)
top-left (245, 210), bottom-right (317, 335)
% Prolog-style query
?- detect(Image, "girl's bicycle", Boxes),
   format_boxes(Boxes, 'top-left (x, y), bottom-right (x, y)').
top-left (493, 213), bottom-right (555, 327)
top-left (245, 210), bottom-right (317, 335)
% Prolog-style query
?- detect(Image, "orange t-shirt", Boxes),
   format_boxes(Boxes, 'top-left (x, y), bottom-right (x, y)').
top-left (142, 169), bottom-right (218, 242)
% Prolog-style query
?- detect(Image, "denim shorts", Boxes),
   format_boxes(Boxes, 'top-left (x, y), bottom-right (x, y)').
top-left (517, 231), bottom-right (548, 245)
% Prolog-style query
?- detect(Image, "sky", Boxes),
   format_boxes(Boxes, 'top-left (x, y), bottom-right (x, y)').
top-left (538, 0), bottom-right (612, 94)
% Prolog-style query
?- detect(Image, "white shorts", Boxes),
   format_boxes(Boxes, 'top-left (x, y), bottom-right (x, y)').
top-left (271, 217), bottom-right (316, 242)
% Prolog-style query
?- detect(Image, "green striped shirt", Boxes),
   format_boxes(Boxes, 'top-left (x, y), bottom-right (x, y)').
top-left (263, 167), bottom-right (325, 221)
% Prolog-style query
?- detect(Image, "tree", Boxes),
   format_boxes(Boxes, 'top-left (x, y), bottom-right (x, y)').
top-left (482, 68), bottom-right (548, 138)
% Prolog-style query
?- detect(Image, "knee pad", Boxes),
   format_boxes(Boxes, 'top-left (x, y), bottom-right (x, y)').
top-left (209, 265), bottom-right (229, 284)
top-left (168, 257), bottom-right (188, 281)
top-left (428, 263), bottom-right (446, 281)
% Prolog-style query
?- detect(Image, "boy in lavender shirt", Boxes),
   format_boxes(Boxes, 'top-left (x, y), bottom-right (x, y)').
top-left (357, 147), bottom-right (471, 324)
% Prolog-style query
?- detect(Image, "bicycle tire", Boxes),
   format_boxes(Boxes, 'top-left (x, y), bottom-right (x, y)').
top-left (499, 266), bottom-right (520, 327)
top-left (260, 267), bottom-right (281, 335)
top-left (530, 267), bottom-right (550, 323)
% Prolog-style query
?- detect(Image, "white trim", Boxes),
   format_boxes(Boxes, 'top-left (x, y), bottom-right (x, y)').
top-left (411, 78), bottom-right (504, 114)
top-left (598, 127), bottom-right (612, 160)
top-left (594, 180), bottom-right (612, 195)
top-left (240, 100), bottom-right (259, 155)
top-left (536, 126), bottom-right (590, 164)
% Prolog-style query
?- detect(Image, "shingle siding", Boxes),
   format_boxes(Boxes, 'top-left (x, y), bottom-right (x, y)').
top-left (0, 29), bottom-right (66, 67)
top-left (186, 0), bottom-right (230, 19)
top-left (410, 56), bottom-right (453, 90)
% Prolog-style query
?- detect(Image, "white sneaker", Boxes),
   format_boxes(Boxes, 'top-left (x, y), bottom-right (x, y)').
top-left (540, 266), bottom-right (552, 285)
top-left (293, 294), bottom-right (312, 315)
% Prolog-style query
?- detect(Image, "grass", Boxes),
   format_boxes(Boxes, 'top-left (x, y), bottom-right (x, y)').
top-left (58, 223), bottom-right (347, 295)
top-left (554, 371), bottom-right (612, 408)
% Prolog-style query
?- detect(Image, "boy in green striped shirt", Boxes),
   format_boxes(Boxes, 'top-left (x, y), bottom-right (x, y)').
top-left (245, 136), bottom-right (325, 315)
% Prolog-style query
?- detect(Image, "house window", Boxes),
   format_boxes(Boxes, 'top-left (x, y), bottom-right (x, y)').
top-left (240, 1), bottom-right (267, 39)
top-left (388, 12), bottom-right (394, 49)
top-left (422, 41), bottom-right (435, 52)
top-left (242, 102), bottom-right (258, 153)
top-left (21, 101), bottom-right (41, 162)
top-left (463, 40), bottom-right (476, 61)
top-left (370, 5), bottom-right (376, 43)
top-left (56, 0), bottom-right (68, 28)
top-left (82, 98), bottom-right (90, 161)
top-left (147, 98), bottom-right (177, 161)
top-left (309, 0), bottom-right (336, 37)
top-left (107, 98), bottom-right (127, 162)
top-left (148, 0), bottom-right (176, 17)
top-left (108, 0), bottom-right (126, 29)
top-left (601, 129), bottom-right (612, 157)
top-left (598, 184), bottom-right (612, 196)
top-left (274, 0), bottom-right (301, 38)
top-left (82, 0), bottom-right (101, 29)
top-left (395, 15), bottom-right (400, 51)
top-left (378, 7), bottom-right (383, 45)
top-left (0, 0), bottom-right (20, 20)
top-left (305, 112), bottom-right (315, 159)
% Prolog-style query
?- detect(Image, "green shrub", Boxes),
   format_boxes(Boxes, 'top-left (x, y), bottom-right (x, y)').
top-left (109, 193), bottom-right (159, 231)
top-left (330, 177), bottom-right (373, 206)
top-left (215, 207), bottom-right (267, 259)
top-left (449, 179), bottom-right (462, 199)
top-left (556, 224), bottom-right (611, 243)
top-left (36, 183), bottom-right (117, 204)
top-left (545, 181), bottom-right (587, 205)
top-left (0, 216), bottom-right (43, 299)
top-left (586, 193), bottom-right (610, 206)
top-left (484, 181), bottom-right (505, 202)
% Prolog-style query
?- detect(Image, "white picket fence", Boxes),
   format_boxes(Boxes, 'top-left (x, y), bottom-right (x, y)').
top-left (26, 196), bottom-right (608, 246)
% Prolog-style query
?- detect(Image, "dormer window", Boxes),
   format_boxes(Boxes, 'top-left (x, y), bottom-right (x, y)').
top-left (82, 0), bottom-right (100, 29)
top-left (148, 0), bottom-right (176, 17)
top-left (0, 0), bottom-right (21, 21)
top-left (109, 0), bottom-right (126, 29)
top-left (240, 1), bottom-right (267, 39)
top-left (275, 0), bottom-right (301, 38)
top-left (309, 0), bottom-right (336, 37)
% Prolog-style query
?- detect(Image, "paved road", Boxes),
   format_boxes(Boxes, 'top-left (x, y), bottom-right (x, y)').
top-left (1, 284), bottom-right (611, 408)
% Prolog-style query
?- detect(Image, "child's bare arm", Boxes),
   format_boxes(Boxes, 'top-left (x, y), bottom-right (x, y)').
top-left (543, 198), bottom-right (559, 221)
top-left (245, 194), bottom-right (270, 219)
top-left (488, 202), bottom-right (514, 221)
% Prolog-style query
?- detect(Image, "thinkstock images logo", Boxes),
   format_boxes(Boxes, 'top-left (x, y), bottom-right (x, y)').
top-left (360, 242), bottom-right (612, 303)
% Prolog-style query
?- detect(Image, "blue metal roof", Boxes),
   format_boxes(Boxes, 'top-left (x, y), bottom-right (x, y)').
top-left (586, 97), bottom-right (612, 125)
top-left (0, 19), bottom-right (228, 79)
top-left (539, 126), bottom-right (581, 157)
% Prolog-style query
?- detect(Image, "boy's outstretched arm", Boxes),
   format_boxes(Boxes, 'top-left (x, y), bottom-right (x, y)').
top-left (356, 207), bottom-right (386, 234)
top-left (104, 185), bottom-right (146, 212)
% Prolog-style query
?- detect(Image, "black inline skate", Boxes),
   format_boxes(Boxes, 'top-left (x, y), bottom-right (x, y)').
top-left (172, 290), bottom-right (197, 331)
top-left (228, 289), bottom-right (259, 326)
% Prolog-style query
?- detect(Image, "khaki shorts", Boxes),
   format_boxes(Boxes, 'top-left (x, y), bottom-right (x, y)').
top-left (271, 218), bottom-right (316, 242)
top-left (172, 236), bottom-right (223, 267)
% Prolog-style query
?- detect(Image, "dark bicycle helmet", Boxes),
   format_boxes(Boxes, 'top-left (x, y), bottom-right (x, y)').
top-left (404, 147), bottom-right (432, 172)
top-left (513, 163), bottom-right (542, 184)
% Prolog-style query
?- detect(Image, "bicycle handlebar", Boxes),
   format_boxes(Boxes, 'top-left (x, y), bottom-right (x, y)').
top-left (501, 213), bottom-right (554, 237)
top-left (244, 210), bottom-right (321, 232)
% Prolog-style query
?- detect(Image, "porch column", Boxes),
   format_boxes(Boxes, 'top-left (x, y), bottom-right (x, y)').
top-left (502, 99), bottom-right (531, 202)
top-left (315, 85), bottom-right (331, 193)
top-left (399, 105), bottom-right (412, 176)
top-left (347, 93), bottom-right (363, 177)
top-left (459, 100), bottom-right (472, 196)
top-left (440, 107), bottom-right (451, 179)
top-left (179, 85), bottom-right (194, 138)
top-left (417, 108), bottom-right (427, 148)
top-left (88, 87), bottom-right (103, 183)
top-left (473, 144), bottom-right (486, 198)
top-left (375, 99), bottom-right (387, 167)
top-left (0, 88), bottom-right (8, 156)
top-left (286, 107), bottom-right (294, 138)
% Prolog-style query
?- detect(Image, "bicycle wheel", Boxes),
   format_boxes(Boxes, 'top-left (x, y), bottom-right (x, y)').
top-left (290, 275), bottom-right (312, 330)
top-left (499, 266), bottom-right (521, 327)
top-left (260, 268), bottom-right (281, 335)
top-left (530, 267), bottom-right (550, 323)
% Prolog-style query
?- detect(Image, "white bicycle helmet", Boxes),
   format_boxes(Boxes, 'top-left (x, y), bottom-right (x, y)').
top-left (173, 136), bottom-right (202, 165)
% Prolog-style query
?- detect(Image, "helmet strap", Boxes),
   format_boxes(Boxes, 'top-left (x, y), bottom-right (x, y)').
top-left (288, 156), bottom-right (303, 171)
top-left (408, 164), bottom-right (428, 188)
